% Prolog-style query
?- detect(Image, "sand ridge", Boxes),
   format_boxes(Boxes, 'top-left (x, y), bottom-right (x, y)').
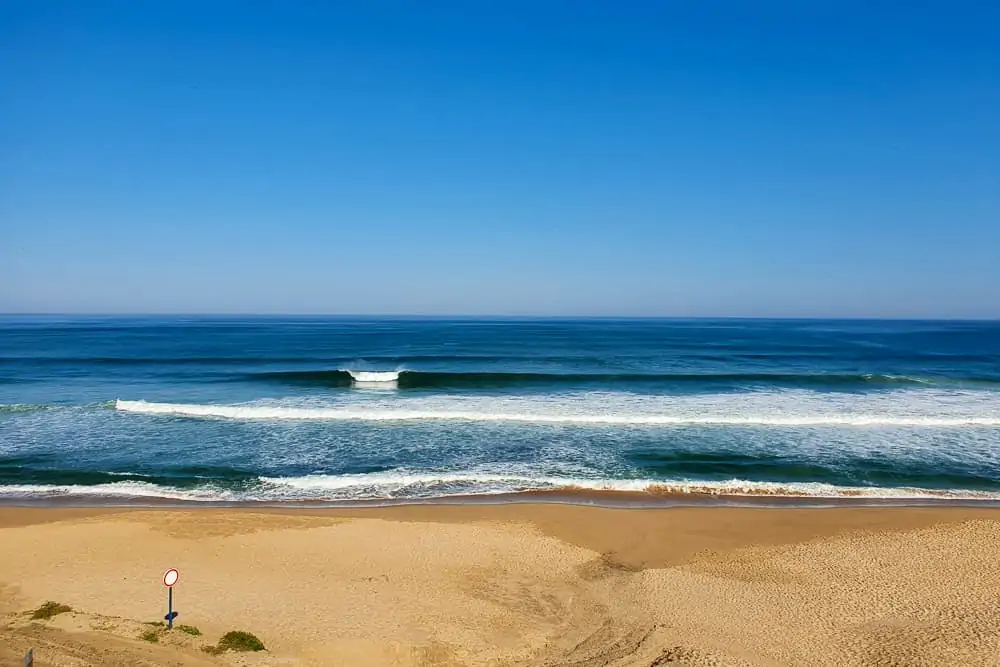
top-left (1, 505), bottom-right (999, 666)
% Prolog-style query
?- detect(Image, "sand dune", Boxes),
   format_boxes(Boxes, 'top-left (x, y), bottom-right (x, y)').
top-left (2, 505), bottom-right (1000, 666)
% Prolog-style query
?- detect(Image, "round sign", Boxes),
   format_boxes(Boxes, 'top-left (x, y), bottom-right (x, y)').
top-left (163, 568), bottom-right (179, 587)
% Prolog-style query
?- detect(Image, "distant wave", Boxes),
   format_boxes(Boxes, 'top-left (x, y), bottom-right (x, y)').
top-left (114, 399), bottom-right (1000, 427)
top-left (3, 472), bottom-right (1000, 503)
top-left (247, 369), bottom-right (1000, 389)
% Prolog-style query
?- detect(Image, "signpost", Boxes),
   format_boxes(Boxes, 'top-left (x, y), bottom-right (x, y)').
top-left (24, 648), bottom-right (32, 667)
top-left (163, 568), bottom-right (179, 629)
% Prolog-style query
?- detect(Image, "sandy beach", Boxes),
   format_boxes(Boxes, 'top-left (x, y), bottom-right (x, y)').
top-left (2, 504), bottom-right (1000, 666)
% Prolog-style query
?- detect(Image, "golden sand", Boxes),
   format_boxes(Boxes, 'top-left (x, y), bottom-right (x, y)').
top-left (2, 504), bottom-right (999, 666)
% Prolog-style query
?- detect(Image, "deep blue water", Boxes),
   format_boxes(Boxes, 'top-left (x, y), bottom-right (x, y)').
top-left (2, 316), bottom-right (999, 503)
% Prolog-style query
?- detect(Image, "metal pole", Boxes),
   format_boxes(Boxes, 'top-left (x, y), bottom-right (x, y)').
top-left (168, 587), bottom-right (173, 629)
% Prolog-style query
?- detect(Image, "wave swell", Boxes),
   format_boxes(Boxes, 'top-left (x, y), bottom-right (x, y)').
top-left (0, 403), bottom-right (50, 413)
top-left (249, 369), bottom-right (1000, 389)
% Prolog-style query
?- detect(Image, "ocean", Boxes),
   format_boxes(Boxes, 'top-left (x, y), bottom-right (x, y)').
top-left (2, 316), bottom-right (999, 505)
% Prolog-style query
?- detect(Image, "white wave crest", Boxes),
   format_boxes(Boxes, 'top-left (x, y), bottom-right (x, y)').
top-left (347, 370), bottom-right (400, 383)
top-left (114, 399), bottom-right (1000, 427)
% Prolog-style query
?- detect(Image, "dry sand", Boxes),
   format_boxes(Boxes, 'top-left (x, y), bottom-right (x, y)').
top-left (2, 504), bottom-right (1000, 666)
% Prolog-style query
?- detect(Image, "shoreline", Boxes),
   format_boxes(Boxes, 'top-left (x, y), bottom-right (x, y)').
top-left (4, 486), bottom-right (1000, 510)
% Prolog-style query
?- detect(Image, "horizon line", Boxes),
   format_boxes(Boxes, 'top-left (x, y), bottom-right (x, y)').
top-left (1, 313), bottom-right (999, 322)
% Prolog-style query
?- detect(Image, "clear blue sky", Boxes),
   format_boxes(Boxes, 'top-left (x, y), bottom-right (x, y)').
top-left (2, 1), bottom-right (998, 317)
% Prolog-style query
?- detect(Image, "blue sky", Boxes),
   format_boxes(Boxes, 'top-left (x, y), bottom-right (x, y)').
top-left (2, 1), bottom-right (998, 317)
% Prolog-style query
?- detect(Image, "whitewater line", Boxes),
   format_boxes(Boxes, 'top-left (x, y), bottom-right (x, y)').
top-left (114, 399), bottom-right (1000, 427)
top-left (3, 473), bottom-right (1000, 501)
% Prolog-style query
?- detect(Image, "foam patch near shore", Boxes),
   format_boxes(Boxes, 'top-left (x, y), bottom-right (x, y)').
top-left (4, 472), bottom-right (1000, 504)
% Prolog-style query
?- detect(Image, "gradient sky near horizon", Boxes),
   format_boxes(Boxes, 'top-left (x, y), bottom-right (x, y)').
top-left (2, 1), bottom-right (998, 317)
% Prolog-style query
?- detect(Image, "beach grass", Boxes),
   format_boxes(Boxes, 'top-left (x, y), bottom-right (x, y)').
top-left (140, 629), bottom-right (160, 643)
top-left (31, 601), bottom-right (72, 620)
top-left (216, 630), bottom-right (265, 652)
top-left (178, 624), bottom-right (202, 636)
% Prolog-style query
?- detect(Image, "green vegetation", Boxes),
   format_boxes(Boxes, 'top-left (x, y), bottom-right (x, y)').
top-left (31, 601), bottom-right (72, 620)
top-left (140, 629), bottom-right (160, 643)
top-left (216, 630), bottom-right (266, 652)
top-left (144, 621), bottom-right (165, 627)
top-left (178, 624), bottom-right (202, 636)
top-left (201, 629), bottom-right (267, 654)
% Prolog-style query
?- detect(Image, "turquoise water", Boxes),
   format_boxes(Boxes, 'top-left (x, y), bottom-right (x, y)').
top-left (2, 316), bottom-right (999, 503)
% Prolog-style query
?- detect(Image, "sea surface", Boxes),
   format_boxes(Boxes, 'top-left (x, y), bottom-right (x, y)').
top-left (2, 316), bottom-right (999, 505)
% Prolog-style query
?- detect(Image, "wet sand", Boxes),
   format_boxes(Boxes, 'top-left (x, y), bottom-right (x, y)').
top-left (2, 504), bottom-right (1000, 666)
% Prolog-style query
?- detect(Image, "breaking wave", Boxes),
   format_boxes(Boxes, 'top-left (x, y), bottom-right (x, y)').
top-left (346, 370), bottom-right (401, 384)
top-left (114, 397), bottom-right (1000, 427)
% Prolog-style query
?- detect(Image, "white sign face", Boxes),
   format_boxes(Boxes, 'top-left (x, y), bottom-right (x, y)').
top-left (163, 568), bottom-right (179, 587)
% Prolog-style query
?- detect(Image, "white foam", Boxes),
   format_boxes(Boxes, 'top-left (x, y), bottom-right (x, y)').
top-left (3, 474), bottom-right (998, 502)
top-left (114, 398), bottom-right (1000, 427)
top-left (0, 481), bottom-right (235, 501)
top-left (258, 472), bottom-right (1000, 500)
top-left (347, 370), bottom-right (400, 383)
